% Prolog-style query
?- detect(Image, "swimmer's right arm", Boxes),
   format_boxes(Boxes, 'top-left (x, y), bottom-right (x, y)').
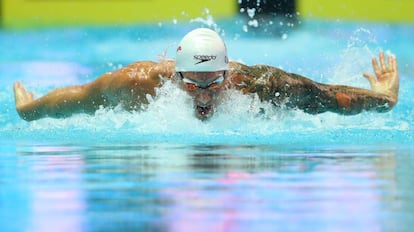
top-left (14, 71), bottom-right (119, 121)
top-left (14, 81), bottom-right (97, 121)
top-left (14, 61), bottom-right (174, 121)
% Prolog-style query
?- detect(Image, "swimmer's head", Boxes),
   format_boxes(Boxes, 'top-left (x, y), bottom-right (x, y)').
top-left (175, 28), bottom-right (229, 72)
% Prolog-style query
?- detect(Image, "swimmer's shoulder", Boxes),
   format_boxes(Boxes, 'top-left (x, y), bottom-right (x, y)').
top-left (154, 59), bottom-right (176, 78)
top-left (229, 61), bottom-right (291, 80)
top-left (130, 59), bottom-right (175, 79)
top-left (126, 59), bottom-right (174, 70)
top-left (227, 61), bottom-right (254, 90)
top-left (228, 61), bottom-right (293, 92)
top-left (112, 60), bottom-right (175, 80)
top-left (228, 61), bottom-right (279, 80)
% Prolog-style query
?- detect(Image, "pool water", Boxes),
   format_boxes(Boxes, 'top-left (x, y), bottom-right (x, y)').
top-left (1, 18), bottom-right (414, 231)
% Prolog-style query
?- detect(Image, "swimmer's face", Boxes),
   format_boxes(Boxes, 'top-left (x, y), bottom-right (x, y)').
top-left (177, 71), bottom-right (228, 120)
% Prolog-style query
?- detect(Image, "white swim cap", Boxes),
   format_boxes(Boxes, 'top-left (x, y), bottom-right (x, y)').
top-left (175, 28), bottom-right (229, 72)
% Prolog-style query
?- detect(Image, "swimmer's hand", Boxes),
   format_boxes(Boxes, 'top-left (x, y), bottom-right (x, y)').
top-left (363, 52), bottom-right (399, 103)
top-left (14, 82), bottom-right (34, 111)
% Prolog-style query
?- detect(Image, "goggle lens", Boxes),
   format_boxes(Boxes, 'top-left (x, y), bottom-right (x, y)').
top-left (179, 72), bottom-right (225, 91)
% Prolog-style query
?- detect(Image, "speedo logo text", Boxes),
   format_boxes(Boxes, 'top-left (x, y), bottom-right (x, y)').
top-left (194, 55), bottom-right (216, 65)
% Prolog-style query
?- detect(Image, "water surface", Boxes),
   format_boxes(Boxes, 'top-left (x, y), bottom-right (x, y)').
top-left (1, 19), bottom-right (413, 231)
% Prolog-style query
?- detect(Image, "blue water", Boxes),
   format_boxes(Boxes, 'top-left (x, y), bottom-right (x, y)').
top-left (1, 18), bottom-right (414, 231)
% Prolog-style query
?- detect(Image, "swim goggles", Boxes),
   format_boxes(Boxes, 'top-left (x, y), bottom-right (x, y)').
top-left (178, 72), bottom-right (225, 91)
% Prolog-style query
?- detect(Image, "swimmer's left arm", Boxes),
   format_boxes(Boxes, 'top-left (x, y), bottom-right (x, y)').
top-left (314, 52), bottom-right (398, 114)
top-left (236, 52), bottom-right (399, 115)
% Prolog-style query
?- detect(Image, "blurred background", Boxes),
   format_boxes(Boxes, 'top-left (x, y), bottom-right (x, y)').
top-left (2, 0), bottom-right (413, 29)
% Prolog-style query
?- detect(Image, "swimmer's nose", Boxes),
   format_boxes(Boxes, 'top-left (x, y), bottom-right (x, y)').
top-left (195, 90), bottom-right (213, 105)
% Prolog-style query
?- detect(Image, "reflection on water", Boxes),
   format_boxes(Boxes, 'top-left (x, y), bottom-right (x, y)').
top-left (1, 143), bottom-right (413, 232)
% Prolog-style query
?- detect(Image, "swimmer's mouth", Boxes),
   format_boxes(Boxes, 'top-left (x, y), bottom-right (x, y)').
top-left (196, 105), bottom-right (213, 120)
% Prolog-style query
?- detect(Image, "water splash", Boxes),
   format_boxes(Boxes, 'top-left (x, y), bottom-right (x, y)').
top-left (328, 28), bottom-right (381, 87)
top-left (189, 8), bottom-right (223, 35)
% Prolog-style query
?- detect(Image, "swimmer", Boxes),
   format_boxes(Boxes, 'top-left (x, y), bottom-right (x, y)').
top-left (14, 28), bottom-right (399, 121)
